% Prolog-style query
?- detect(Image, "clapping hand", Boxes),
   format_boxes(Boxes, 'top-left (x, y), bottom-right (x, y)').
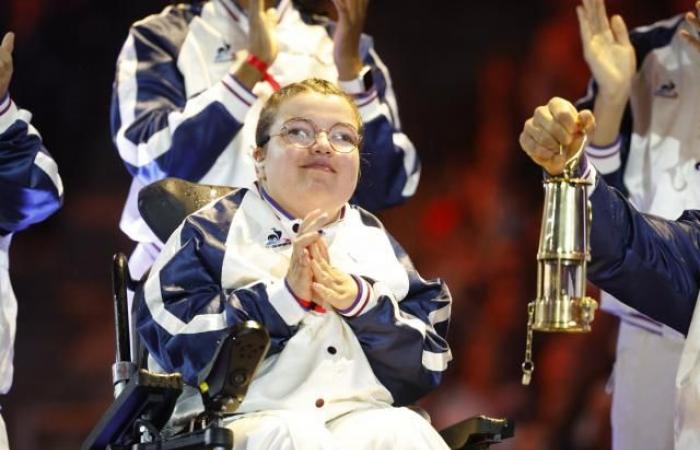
top-left (248, 0), bottom-right (278, 65)
top-left (576, 0), bottom-right (636, 103)
top-left (331, 0), bottom-right (368, 80)
top-left (681, 1), bottom-right (700, 53)
top-left (0, 32), bottom-right (14, 99)
top-left (286, 210), bottom-right (328, 302)
top-left (309, 237), bottom-right (358, 311)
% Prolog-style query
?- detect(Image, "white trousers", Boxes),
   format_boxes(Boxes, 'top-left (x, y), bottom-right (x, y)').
top-left (610, 322), bottom-right (684, 450)
top-left (0, 413), bottom-right (9, 450)
top-left (227, 407), bottom-right (449, 450)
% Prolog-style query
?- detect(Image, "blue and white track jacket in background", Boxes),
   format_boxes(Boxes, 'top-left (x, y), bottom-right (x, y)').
top-left (585, 169), bottom-right (700, 450)
top-left (111, 0), bottom-right (420, 275)
top-left (135, 187), bottom-right (451, 419)
top-left (0, 93), bottom-right (63, 394)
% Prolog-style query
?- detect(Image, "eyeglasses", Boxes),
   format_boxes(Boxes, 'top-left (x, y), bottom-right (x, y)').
top-left (266, 117), bottom-right (361, 154)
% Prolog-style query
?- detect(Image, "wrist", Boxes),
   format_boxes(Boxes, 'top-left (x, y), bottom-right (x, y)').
top-left (233, 63), bottom-right (264, 90)
top-left (591, 95), bottom-right (628, 147)
top-left (338, 66), bottom-right (373, 94)
top-left (335, 56), bottom-right (363, 81)
top-left (336, 275), bottom-right (370, 317)
top-left (243, 53), bottom-right (280, 91)
top-left (597, 84), bottom-right (631, 106)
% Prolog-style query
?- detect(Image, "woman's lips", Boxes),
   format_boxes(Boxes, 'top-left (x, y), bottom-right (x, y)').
top-left (301, 162), bottom-right (335, 173)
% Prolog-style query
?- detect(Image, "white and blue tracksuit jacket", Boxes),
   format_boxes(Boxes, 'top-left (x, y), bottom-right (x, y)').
top-left (111, 0), bottom-right (420, 263)
top-left (134, 186), bottom-right (451, 420)
top-left (0, 93), bottom-right (63, 394)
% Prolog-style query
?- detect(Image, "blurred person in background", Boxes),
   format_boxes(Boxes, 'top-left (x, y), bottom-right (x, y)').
top-left (574, 0), bottom-right (700, 448)
top-left (110, 0), bottom-right (420, 279)
top-left (0, 30), bottom-right (63, 449)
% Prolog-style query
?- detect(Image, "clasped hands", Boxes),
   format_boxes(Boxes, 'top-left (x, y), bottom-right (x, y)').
top-left (286, 209), bottom-right (358, 312)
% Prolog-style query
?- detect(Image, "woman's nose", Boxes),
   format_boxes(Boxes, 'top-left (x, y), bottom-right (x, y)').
top-left (311, 131), bottom-right (333, 154)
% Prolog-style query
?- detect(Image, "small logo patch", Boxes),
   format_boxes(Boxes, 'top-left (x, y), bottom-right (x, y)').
top-left (654, 80), bottom-right (678, 99)
top-left (266, 228), bottom-right (291, 248)
top-left (215, 42), bottom-right (233, 63)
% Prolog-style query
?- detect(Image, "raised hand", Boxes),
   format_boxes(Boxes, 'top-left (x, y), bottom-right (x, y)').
top-left (680, 1), bottom-right (700, 53)
top-left (331, 0), bottom-right (368, 80)
top-left (309, 237), bottom-right (358, 311)
top-left (520, 98), bottom-right (596, 175)
top-left (286, 210), bottom-right (328, 301)
top-left (0, 32), bottom-right (14, 99)
top-left (576, 0), bottom-right (636, 102)
top-left (248, 0), bottom-right (278, 66)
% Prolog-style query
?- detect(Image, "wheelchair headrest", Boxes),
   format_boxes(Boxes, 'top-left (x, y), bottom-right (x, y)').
top-left (138, 178), bottom-right (235, 243)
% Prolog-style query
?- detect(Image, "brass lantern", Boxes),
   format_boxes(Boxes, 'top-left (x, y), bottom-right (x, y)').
top-left (521, 137), bottom-right (597, 385)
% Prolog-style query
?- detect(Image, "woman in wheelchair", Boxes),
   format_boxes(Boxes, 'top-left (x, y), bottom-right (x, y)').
top-left (134, 78), bottom-right (453, 449)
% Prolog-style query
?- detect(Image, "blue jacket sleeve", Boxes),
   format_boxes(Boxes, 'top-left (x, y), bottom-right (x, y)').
top-left (134, 190), bottom-right (304, 386)
top-left (588, 176), bottom-right (700, 335)
top-left (0, 95), bottom-right (63, 235)
top-left (341, 222), bottom-right (451, 405)
top-left (347, 35), bottom-right (421, 212)
top-left (110, 5), bottom-right (255, 184)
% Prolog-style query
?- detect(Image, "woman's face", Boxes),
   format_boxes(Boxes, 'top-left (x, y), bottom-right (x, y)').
top-left (255, 92), bottom-right (361, 219)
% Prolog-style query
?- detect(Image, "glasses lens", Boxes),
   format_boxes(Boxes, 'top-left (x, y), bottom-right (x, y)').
top-left (328, 124), bottom-right (360, 152)
top-left (282, 119), bottom-right (315, 147)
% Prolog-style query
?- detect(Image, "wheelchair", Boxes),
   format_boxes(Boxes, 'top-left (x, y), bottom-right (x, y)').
top-left (82, 178), bottom-right (515, 450)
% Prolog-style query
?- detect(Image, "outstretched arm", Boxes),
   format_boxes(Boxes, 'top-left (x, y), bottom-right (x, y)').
top-left (520, 96), bottom-right (700, 335)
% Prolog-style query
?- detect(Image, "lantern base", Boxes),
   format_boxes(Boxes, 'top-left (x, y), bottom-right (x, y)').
top-left (530, 296), bottom-right (597, 333)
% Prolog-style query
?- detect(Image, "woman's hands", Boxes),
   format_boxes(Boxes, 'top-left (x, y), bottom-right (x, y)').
top-left (309, 238), bottom-right (358, 311)
top-left (285, 209), bottom-right (358, 312)
top-left (286, 209), bottom-right (328, 301)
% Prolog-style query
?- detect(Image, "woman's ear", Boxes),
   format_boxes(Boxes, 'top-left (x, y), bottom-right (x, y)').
top-left (253, 146), bottom-right (265, 163)
top-left (253, 147), bottom-right (266, 180)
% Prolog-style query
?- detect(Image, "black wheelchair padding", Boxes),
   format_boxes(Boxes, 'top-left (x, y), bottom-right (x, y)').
top-left (138, 177), bottom-right (235, 243)
top-left (81, 370), bottom-right (183, 450)
top-left (440, 416), bottom-right (515, 450)
top-left (200, 321), bottom-right (271, 415)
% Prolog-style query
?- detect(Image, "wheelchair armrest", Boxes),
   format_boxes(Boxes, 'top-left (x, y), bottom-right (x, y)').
top-left (81, 370), bottom-right (183, 450)
top-left (439, 415), bottom-right (514, 450)
top-left (199, 320), bottom-right (270, 414)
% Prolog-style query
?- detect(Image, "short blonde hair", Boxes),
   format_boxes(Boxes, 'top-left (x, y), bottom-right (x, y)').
top-left (255, 78), bottom-right (363, 148)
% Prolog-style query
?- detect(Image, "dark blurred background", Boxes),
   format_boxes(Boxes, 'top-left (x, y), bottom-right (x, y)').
top-left (0, 0), bottom-right (691, 448)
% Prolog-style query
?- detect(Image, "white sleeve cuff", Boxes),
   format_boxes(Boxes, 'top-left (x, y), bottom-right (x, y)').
top-left (267, 280), bottom-right (305, 326)
top-left (584, 160), bottom-right (599, 198)
top-left (337, 276), bottom-right (376, 318)
top-left (220, 74), bottom-right (258, 123)
top-left (352, 88), bottom-right (384, 122)
top-left (0, 94), bottom-right (20, 133)
top-left (338, 77), bottom-right (365, 95)
top-left (585, 137), bottom-right (622, 175)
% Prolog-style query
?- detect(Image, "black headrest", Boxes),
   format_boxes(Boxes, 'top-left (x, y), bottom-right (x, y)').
top-left (138, 178), bottom-right (235, 243)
